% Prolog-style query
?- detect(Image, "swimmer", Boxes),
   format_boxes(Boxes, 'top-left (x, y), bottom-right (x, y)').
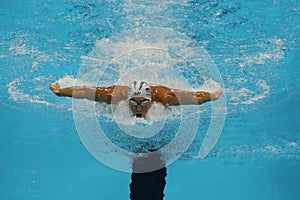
top-left (49, 80), bottom-right (223, 200)
top-left (49, 80), bottom-right (223, 118)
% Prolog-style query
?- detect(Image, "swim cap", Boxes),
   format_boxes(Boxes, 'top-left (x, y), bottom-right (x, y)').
top-left (128, 81), bottom-right (152, 100)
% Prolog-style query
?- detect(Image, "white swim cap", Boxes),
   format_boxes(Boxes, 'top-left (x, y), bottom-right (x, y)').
top-left (128, 81), bottom-right (152, 100)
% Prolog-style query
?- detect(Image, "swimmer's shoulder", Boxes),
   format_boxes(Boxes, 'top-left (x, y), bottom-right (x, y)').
top-left (95, 85), bottom-right (128, 103)
top-left (150, 85), bottom-right (170, 93)
top-left (150, 85), bottom-right (175, 105)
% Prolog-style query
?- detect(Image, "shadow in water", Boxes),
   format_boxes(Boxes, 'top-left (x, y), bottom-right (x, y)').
top-left (130, 151), bottom-right (167, 200)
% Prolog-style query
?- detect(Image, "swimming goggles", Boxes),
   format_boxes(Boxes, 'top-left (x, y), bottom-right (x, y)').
top-left (129, 100), bottom-right (149, 107)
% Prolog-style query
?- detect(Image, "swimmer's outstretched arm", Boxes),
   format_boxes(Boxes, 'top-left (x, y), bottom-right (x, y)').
top-left (49, 82), bottom-right (128, 103)
top-left (151, 86), bottom-right (223, 106)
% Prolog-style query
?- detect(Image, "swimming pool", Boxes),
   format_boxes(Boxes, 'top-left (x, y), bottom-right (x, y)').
top-left (0, 0), bottom-right (299, 199)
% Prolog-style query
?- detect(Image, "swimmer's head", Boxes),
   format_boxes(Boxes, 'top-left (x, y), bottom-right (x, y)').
top-left (128, 81), bottom-right (152, 100)
top-left (128, 81), bottom-right (152, 118)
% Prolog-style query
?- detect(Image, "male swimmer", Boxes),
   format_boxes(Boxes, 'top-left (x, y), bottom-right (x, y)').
top-left (49, 80), bottom-right (223, 118)
top-left (49, 79), bottom-right (223, 200)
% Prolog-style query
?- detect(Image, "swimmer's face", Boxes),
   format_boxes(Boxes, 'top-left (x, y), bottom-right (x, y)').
top-left (129, 97), bottom-right (151, 118)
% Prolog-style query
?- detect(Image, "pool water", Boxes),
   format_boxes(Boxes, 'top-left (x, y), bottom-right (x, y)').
top-left (0, 0), bottom-right (299, 199)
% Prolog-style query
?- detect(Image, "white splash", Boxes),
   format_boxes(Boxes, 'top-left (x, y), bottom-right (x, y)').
top-left (9, 41), bottom-right (39, 56)
top-left (265, 145), bottom-right (277, 152)
top-left (229, 79), bottom-right (270, 105)
top-left (7, 77), bottom-right (60, 107)
top-left (287, 142), bottom-right (299, 147)
top-left (56, 75), bottom-right (92, 88)
top-left (198, 79), bottom-right (223, 93)
top-left (238, 37), bottom-right (285, 68)
top-left (242, 80), bottom-right (270, 104)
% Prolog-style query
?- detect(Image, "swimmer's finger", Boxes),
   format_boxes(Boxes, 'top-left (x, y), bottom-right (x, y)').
top-left (49, 83), bottom-right (56, 93)
top-left (49, 82), bottom-right (60, 94)
top-left (211, 89), bottom-right (223, 100)
top-left (55, 82), bottom-right (60, 90)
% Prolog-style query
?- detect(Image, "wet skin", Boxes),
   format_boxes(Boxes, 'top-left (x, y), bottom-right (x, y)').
top-left (129, 97), bottom-right (151, 118)
top-left (49, 82), bottom-right (223, 118)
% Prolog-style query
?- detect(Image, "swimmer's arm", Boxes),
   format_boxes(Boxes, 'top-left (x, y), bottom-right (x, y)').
top-left (50, 82), bottom-right (101, 101)
top-left (152, 86), bottom-right (223, 106)
top-left (49, 82), bottom-right (118, 103)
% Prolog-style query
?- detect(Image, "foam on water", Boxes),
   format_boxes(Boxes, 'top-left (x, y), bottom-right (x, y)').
top-left (4, 27), bottom-right (284, 113)
top-left (2, 0), bottom-right (293, 115)
top-left (1, 0), bottom-right (298, 164)
top-left (71, 28), bottom-right (224, 126)
top-left (68, 27), bottom-right (228, 171)
top-left (7, 76), bottom-right (60, 107)
top-left (238, 38), bottom-right (285, 68)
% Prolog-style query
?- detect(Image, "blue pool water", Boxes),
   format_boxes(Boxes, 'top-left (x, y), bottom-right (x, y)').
top-left (0, 0), bottom-right (299, 199)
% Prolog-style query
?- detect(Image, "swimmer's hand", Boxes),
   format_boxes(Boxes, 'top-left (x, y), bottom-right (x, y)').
top-left (49, 82), bottom-right (61, 96)
top-left (211, 88), bottom-right (223, 100)
top-left (202, 79), bottom-right (224, 100)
